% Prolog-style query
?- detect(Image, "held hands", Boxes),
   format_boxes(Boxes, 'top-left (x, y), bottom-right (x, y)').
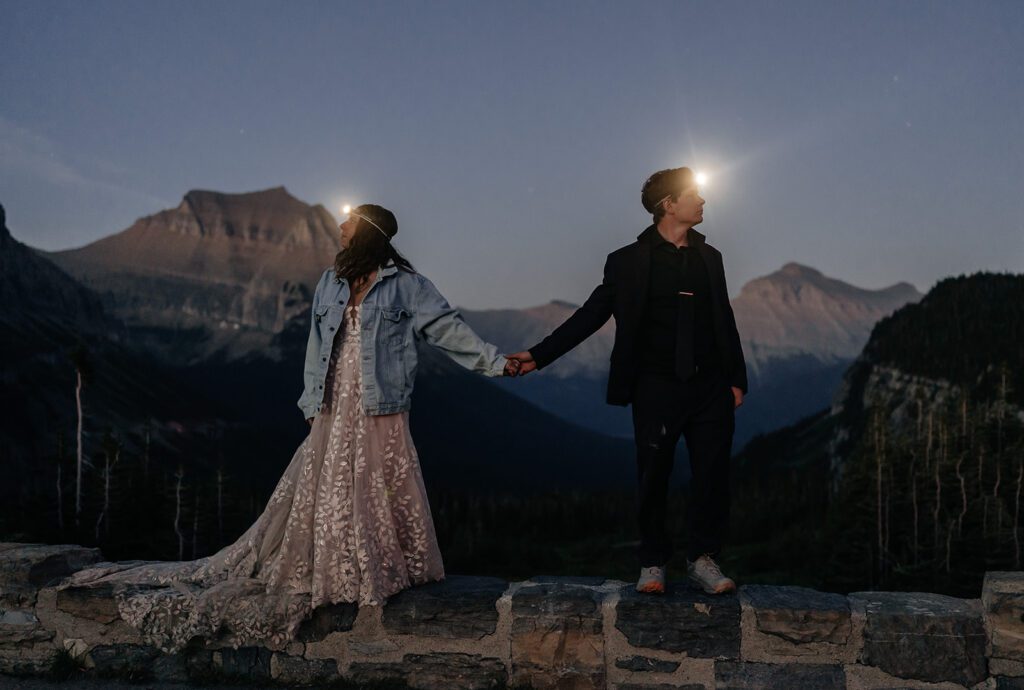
top-left (731, 386), bottom-right (744, 409)
top-left (502, 357), bottom-right (522, 377)
top-left (505, 351), bottom-right (537, 377)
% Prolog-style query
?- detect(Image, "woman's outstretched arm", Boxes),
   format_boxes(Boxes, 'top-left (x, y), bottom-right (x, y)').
top-left (412, 275), bottom-right (517, 377)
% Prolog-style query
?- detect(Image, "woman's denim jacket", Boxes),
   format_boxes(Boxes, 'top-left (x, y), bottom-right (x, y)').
top-left (297, 263), bottom-right (507, 418)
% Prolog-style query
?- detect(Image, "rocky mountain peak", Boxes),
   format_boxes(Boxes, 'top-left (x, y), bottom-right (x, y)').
top-left (42, 188), bottom-right (342, 353)
top-left (778, 261), bottom-right (824, 279)
top-left (732, 263), bottom-right (924, 368)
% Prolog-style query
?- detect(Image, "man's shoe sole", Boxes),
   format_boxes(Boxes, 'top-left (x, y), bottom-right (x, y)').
top-left (636, 582), bottom-right (666, 594)
top-left (688, 576), bottom-right (736, 595)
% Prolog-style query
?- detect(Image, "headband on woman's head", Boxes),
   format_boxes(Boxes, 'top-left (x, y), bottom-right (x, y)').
top-left (344, 205), bottom-right (392, 240)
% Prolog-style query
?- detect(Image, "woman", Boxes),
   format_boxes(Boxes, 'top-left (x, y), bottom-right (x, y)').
top-left (57, 204), bottom-right (519, 654)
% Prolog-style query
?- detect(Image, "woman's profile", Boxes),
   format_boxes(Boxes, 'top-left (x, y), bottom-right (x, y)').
top-left (57, 203), bottom-right (520, 653)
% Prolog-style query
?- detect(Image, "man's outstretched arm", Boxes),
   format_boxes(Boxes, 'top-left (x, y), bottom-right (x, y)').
top-left (509, 257), bottom-right (615, 374)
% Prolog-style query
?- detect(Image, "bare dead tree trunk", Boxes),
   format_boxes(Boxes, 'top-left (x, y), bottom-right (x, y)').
top-left (933, 452), bottom-right (942, 555)
top-left (56, 432), bottom-right (64, 532)
top-left (945, 518), bottom-right (954, 574)
top-left (910, 451), bottom-right (919, 564)
top-left (143, 427), bottom-right (151, 482)
top-left (956, 452), bottom-right (967, 537)
top-left (75, 368), bottom-right (84, 528)
top-left (192, 493), bottom-right (200, 559)
top-left (216, 467), bottom-right (224, 544)
top-left (95, 451), bottom-right (108, 541)
top-left (983, 448), bottom-right (989, 540)
top-left (94, 439), bottom-right (120, 541)
top-left (996, 454), bottom-right (1004, 533)
top-left (174, 465), bottom-right (185, 560)
top-left (926, 410), bottom-right (934, 471)
top-left (885, 456), bottom-right (893, 580)
top-left (875, 409), bottom-right (884, 580)
top-left (1015, 459), bottom-right (1022, 569)
top-left (979, 445), bottom-right (986, 499)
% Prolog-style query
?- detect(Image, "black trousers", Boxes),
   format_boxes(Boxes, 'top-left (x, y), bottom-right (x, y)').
top-left (631, 366), bottom-right (735, 566)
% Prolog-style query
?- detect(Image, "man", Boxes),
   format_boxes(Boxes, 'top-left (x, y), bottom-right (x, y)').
top-left (510, 167), bottom-right (748, 595)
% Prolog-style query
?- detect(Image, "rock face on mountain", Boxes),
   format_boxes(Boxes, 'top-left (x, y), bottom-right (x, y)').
top-left (731, 272), bottom-right (1024, 596)
top-left (45, 187), bottom-right (340, 361)
top-left (731, 262), bottom-right (923, 376)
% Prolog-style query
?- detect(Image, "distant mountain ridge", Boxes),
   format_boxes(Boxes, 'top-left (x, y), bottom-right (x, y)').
top-left (30, 187), bottom-right (921, 447)
top-left (44, 187), bottom-right (340, 362)
top-left (461, 262), bottom-right (922, 442)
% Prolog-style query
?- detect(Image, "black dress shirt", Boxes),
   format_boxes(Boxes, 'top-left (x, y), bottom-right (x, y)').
top-left (636, 230), bottom-right (721, 378)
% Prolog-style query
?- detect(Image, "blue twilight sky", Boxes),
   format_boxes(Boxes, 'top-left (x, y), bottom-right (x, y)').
top-left (1, 0), bottom-right (1022, 309)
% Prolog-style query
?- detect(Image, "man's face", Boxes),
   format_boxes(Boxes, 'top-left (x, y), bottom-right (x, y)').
top-left (664, 184), bottom-right (705, 226)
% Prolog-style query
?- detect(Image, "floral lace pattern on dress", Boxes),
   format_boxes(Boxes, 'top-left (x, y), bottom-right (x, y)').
top-left (58, 305), bottom-right (445, 653)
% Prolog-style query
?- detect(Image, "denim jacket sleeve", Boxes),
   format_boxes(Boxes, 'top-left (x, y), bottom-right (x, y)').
top-left (413, 275), bottom-right (506, 377)
top-left (297, 268), bottom-right (331, 417)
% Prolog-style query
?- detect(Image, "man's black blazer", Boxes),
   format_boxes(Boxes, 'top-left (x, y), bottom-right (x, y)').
top-left (528, 224), bottom-right (749, 406)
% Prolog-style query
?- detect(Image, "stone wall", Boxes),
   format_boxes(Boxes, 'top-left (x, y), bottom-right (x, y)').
top-left (1, 542), bottom-right (1023, 689)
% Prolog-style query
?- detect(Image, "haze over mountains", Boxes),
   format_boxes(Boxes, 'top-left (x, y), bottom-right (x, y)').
top-left (37, 186), bottom-right (922, 447)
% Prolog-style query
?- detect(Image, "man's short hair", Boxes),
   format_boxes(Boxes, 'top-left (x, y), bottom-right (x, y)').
top-left (641, 167), bottom-right (696, 221)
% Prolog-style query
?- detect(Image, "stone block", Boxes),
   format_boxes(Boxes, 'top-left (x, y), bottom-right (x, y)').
top-left (0, 642), bottom-right (58, 676)
top-left (55, 579), bottom-right (163, 623)
top-left (296, 600), bottom-right (358, 642)
top-left (350, 651), bottom-right (508, 690)
top-left (614, 655), bottom-right (681, 673)
top-left (742, 584), bottom-right (851, 645)
top-left (715, 660), bottom-right (845, 689)
top-left (530, 575), bottom-right (608, 586)
top-left (215, 645), bottom-right (272, 680)
top-left (0, 543), bottom-right (102, 608)
top-left (151, 653), bottom-right (190, 683)
top-left (992, 657), bottom-right (1024, 677)
top-left (0, 605), bottom-right (57, 676)
top-left (0, 608), bottom-right (53, 646)
top-left (271, 652), bottom-right (339, 685)
top-left (382, 575), bottom-right (507, 639)
top-left (615, 684), bottom-right (706, 690)
top-left (511, 582), bottom-right (605, 689)
top-left (615, 582), bottom-right (740, 658)
top-left (851, 590), bottom-right (987, 686)
top-left (86, 642), bottom-right (160, 677)
top-left (985, 572), bottom-right (1024, 663)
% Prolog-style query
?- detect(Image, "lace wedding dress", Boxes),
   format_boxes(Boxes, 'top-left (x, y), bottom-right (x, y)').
top-left (58, 304), bottom-right (445, 653)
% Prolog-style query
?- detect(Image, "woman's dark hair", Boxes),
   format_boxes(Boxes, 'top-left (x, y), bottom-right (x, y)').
top-left (641, 167), bottom-right (695, 222)
top-left (333, 204), bottom-right (414, 291)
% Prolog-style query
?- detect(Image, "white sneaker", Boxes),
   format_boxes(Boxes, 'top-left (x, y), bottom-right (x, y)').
top-left (636, 565), bottom-right (666, 594)
top-left (686, 554), bottom-right (736, 594)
